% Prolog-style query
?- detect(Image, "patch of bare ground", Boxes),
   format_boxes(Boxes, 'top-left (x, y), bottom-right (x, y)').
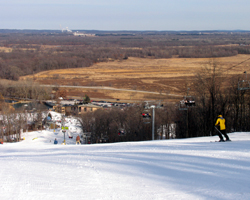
top-left (20, 54), bottom-right (250, 102)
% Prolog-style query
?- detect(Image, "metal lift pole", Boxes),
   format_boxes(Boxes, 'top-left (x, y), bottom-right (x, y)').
top-left (186, 88), bottom-right (190, 138)
top-left (151, 105), bottom-right (155, 140)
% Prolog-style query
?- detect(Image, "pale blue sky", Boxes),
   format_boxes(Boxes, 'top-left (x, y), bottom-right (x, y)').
top-left (0, 0), bottom-right (249, 31)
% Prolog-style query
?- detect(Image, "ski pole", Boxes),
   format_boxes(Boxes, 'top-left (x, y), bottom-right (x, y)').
top-left (214, 126), bottom-right (223, 135)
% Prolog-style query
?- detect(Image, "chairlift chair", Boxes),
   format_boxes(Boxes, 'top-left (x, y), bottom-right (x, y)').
top-left (142, 112), bottom-right (151, 118)
top-left (184, 96), bottom-right (195, 107)
top-left (118, 130), bottom-right (126, 136)
top-left (238, 71), bottom-right (250, 91)
top-left (179, 96), bottom-right (195, 110)
top-left (142, 108), bottom-right (151, 124)
top-left (238, 80), bottom-right (250, 91)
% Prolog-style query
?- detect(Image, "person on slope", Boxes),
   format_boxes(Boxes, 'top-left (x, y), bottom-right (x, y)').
top-left (76, 135), bottom-right (81, 145)
top-left (215, 114), bottom-right (231, 142)
top-left (54, 138), bottom-right (58, 144)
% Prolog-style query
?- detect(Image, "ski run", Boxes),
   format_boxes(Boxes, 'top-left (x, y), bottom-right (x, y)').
top-left (1, 112), bottom-right (250, 200)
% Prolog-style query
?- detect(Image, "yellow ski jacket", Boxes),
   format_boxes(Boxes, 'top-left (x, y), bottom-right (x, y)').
top-left (215, 115), bottom-right (226, 130)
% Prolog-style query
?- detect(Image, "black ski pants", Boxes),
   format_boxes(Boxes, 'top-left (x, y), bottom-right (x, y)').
top-left (218, 129), bottom-right (230, 141)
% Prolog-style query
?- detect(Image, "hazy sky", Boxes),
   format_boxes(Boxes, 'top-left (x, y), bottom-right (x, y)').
top-left (1, 0), bottom-right (249, 31)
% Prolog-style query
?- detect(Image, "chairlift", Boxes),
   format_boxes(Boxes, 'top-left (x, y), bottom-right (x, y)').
top-left (142, 102), bottom-right (151, 118)
top-left (184, 96), bottom-right (195, 107)
top-left (156, 100), bottom-right (164, 108)
top-left (238, 71), bottom-right (250, 91)
top-left (179, 96), bottom-right (195, 110)
top-left (142, 112), bottom-right (151, 123)
top-left (143, 101), bottom-right (150, 109)
top-left (142, 101), bottom-right (156, 124)
top-left (238, 80), bottom-right (250, 90)
top-left (118, 129), bottom-right (126, 136)
top-left (142, 112), bottom-right (151, 118)
top-left (142, 108), bottom-right (151, 124)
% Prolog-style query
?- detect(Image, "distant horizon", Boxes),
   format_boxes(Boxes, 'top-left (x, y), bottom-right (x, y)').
top-left (1, 28), bottom-right (250, 32)
top-left (1, 1), bottom-right (249, 31)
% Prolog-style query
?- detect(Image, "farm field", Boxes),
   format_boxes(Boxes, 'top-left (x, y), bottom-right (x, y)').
top-left (21, 54), bottom-right (250, 102)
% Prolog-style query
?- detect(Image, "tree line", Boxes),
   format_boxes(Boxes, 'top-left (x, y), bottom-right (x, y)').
top-left (0, 80), bottom-right (52, 100)
top-left (0, 92), bottom-right (47, 142)
top-left (77, 103), bottom-right (176, 143)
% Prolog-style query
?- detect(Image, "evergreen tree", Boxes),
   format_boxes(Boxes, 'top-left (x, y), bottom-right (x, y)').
top-left (83, 95), bottom-right (90, 104)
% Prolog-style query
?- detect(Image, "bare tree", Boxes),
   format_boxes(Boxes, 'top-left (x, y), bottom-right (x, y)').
top-left (194, 60), bottom-right (226, 136)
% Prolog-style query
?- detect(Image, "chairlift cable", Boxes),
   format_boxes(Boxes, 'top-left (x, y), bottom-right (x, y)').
top-left (223, 57), bottom-right (250, 73)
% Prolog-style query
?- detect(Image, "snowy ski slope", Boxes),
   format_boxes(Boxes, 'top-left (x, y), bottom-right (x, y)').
top-left (0, 112), bottom-right (250, 199)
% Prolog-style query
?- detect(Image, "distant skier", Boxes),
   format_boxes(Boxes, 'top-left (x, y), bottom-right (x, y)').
top-left (54, 138), bottom-right (58, 144)
top-left (215, 114), bottom-right (231, 142)
top-left (76, 135), bottom-right (81, 145)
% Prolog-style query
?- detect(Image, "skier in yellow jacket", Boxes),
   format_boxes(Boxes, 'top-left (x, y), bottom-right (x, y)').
top-left (215, 114), bottom-right (230, 142)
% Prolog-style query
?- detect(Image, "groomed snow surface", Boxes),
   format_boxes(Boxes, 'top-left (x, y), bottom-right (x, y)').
top-left (1, 116), bottom-right (250, 199)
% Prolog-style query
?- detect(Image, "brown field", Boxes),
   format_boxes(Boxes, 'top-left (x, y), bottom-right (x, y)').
top-left (0, 46), bottom-right (38, 52)
top-left (20, 54), bottom-right (250, 102)
top-left (0, 47), bottom-right (12, 53)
